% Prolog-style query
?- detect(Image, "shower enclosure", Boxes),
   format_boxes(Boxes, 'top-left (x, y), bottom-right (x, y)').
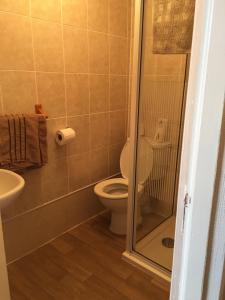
top-left (125, 0), bottom-right (193, 278)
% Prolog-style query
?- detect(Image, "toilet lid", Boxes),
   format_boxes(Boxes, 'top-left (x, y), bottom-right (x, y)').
top-left (120, 138), bottom-right (153, 183)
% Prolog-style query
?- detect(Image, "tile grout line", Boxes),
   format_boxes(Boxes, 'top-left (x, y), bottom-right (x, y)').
top-left (107, 0), bottom-right (111, 176)
top-left (59, 0), bottom-right (70, 194)
top-left (28, 0), bottom-right (39, 106)
top-left (128, 0), bottom-right (136, 138)
top-left (86, 0), bottom-right (92, 183)
top-left (0, 9), bottom-right (130, 40)
top-left (45, 108), bottom-right (130, 121)
top-left (60, 0), bottom-right (68, 125)
top-left (6, 209), bottom-right (109, 266)
top-left (0, 69), bottom-right (131, 75)
top-left (2, 172), bottom-right (120, 225)
top-left (0, 70), bottom-right (184, 80)
top-left (126, 0), bottom-right (131, 138)
top-left (0, 85), bottom-right (4, 114)
top-left (0, 8), bottom-right (127, 37)
top-left (1, 1), bottom-right (131, 225)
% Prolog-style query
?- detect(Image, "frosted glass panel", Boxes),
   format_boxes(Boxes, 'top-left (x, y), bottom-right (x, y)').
top-left (133, 0), bottom-right (191, 272)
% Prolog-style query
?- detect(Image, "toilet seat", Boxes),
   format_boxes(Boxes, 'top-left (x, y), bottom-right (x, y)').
top-left (94, 178), bottom-right (143, 200)
top-left (120, 138), bottom-right (153, 184)
top-left (94, 138), bottom-right (151, 201)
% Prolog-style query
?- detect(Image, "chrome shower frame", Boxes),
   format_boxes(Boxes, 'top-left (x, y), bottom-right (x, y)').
top-left (122, 0), bottom-right (171, 281)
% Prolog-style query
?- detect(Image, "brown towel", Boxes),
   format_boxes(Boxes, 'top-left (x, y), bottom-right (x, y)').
top-left (0, 116), bottom-right (10, 165)
top-left (0, 114), bottom-right (48, 171)
top-left (153, 0), bottom-right (195, 54)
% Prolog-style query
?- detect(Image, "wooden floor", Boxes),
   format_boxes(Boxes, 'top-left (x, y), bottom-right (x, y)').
top-left (8, 213), bottom-right (170, 300)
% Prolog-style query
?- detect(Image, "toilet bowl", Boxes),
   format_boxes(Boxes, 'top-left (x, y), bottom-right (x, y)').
top-left (94, 137), bottom-right (153, 235)
top-left (94, 178), bottom-right (144, 235)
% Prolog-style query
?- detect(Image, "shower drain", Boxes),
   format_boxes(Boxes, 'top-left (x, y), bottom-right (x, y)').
top-left (162, 237), bottom-right (174, 248)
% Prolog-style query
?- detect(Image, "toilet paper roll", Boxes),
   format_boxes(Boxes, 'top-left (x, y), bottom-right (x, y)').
top-left (55, 128), bottom-right (76, 146)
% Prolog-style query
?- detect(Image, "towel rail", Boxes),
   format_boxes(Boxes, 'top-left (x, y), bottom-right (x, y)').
top-left (35, 104), bottom-right (48, 119)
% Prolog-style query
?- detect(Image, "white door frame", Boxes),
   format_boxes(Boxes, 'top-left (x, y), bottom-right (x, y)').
top-left (126, 0), bottom-right (225, 299)
top-left (0, 214), bottom-right (10, 299)
top-left (171, 0), bottom-right (225, 298)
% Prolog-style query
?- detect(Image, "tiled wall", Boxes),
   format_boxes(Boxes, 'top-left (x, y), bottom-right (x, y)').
top-left (0, 0), bottom-right (131, 262)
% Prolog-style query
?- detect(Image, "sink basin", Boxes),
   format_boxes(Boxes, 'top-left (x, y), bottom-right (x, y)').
top-left (0, 169), bottom-right (25, 209)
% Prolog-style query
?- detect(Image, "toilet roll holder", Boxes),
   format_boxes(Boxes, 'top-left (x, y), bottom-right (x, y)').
top-left (35, 104), bottom-right (76, 145)
top-left (35, 104), bottom-right (48, 119)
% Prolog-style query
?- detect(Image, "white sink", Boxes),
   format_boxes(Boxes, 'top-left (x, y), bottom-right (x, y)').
top-left (0, 169), bottom-right (25, 209)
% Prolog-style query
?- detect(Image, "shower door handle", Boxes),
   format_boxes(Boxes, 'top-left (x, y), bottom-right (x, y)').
top-left (182, 193), bottom-right (191, 232)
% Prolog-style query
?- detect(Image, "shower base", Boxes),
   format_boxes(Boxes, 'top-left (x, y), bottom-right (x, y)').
top-left (136, 216), bottom-right (176, 271)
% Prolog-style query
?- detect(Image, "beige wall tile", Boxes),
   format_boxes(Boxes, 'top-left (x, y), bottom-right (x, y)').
top-left (110, 36), bottom-right (128, 75)
top-left (88, 0), bottom-right (108, 33)
top-left (68, 153), bottom-right (91, 191)
top-left (88, 31), bottom-right (109, 74)
top-left (90, 74), bottom-right (109, 113)
top-left (36, 72), bottom-right (66, 118)
top-left (67, 116), bottom-right (90, 155)
top-left (64, 26), bottom-right (88, 73)
top-left (66, 74), bottom-right (89, 116)
top-left (128, 39), bottom-right (134, 77)
top-left (30, 0), bottom-right (61, 22)
top-left (110, 75), bottom-right (127, 111)
top-left (142, 37), bottom-right (152, 75)
top-left (125, 109), bottom-right (129, 137)
top-left (2, 157), bottom-right (68, 219)
top-left (62, 0), bottom-right (87, 28)
top-left (127, 0), bottom-right (134, 38)
top-left (2, 187), bottom-right (103, 262)
top-left (1, 168), bottom-right (42, 219)
top-left (90, 148), bottom-right (109, 182)
top-left (40, 158), bottom-right (69, 202)
top-left (143, 0), bottom-right (153, 38)
top-left (0, 13), bottom-right (33, 70)
top-left (90, 113), bottom-right (109, 150)
top-left (0, 0), bottom-right (131, 261)
top-left (4, 162), bottom-right (67, 220)
top-left (109, 111), bottom-right (126, 145)
top-left (109, 143), bottom-right (124, 175)
top-left (0, 71), bottom-right (36, 113)
top-left (32, 19), bottom-right (63, 72)
top-left (109, 0), bottom-right (128, 37)
top-left (0, 92), bottom-right (3, 115)
top-left (0, 0), bottom-right (29, 15)
top-left (47, 118), bottom-right (67, 163)
top-left (148, 53), bottom-right (186, 76)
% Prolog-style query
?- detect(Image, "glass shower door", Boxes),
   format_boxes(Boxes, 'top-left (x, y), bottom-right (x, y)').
top-left (132, 0), bottom-right (193, 272)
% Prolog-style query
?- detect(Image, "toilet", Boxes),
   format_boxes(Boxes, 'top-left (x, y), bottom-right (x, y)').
top-left (94, 137), bottom-right (154, 235)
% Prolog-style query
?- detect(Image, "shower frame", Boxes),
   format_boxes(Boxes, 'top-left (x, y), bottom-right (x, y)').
top-left (123, 0), bottom-right (172, 281)
top-left (124, 0), bottom-right (225, 299)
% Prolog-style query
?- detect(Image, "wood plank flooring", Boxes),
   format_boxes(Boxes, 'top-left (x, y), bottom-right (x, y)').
top-left (7, 213), bottom-right (170, 300)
